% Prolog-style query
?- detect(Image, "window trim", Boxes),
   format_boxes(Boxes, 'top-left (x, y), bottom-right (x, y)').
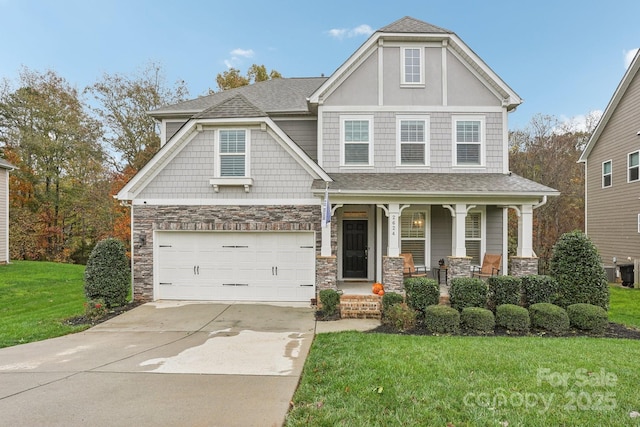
top-left (602, 159), bottom-right (612, 188)
top-left (452, 115), bottom-right (485, 168)
top-left (401, 46), bottom-right (424, 86)
top-left (400, 208), bottom-right (431, 269)
top-left (396, 115), bottom-right (429, 167)
top-left (340, 115), bottom-right (374, 167)
top-left (628, 151), bottom-right (639, 183)
top-left (465, 208), bottom-right (486, 267)
top-left (215, 128), bottom-right (251, 178)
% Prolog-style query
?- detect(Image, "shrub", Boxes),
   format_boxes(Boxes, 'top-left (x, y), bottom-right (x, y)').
top-left (496, 304), bottom-right (530, 332)
top-left (567, 303), bottom-right (608, 335)
top-left (424, 305), bottom-right (460, 334)
top-left (449, 278), bottom-right (487, 311)
top-left (549, 231), bottom-right (609, 310)
top-left (461, 307), bottom-right (495, 334)
top-left (383, 303), bottom-right (417, 332)
top-left (522, 275), bottom-right (560, 307)
top-left (84, 238), bottom-right (130, 308)
top-left (318, 289), bottom-right (341, 318)
top-left (529, 303), bottom-right (570, 334)
top-left (382, 292), bottom-right (404, 316)
top-left (487, 276), bottom-right (522, 311)
top-left (404, 277), bottom-right (439, 318)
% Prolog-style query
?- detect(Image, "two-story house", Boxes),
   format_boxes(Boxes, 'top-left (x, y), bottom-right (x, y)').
top-left (579, 49), bottom-right (640, 286)
top-left (117, 16), bottom-right (558, 302)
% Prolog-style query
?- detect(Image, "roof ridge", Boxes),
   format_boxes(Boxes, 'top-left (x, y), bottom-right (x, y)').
top-left (192, 93), bottom-right (266, 119)
top-left (378, 16), bottom-right (453, 34)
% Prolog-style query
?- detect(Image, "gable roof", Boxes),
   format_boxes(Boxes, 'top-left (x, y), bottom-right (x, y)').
top-left (193, 94), bottom-right (267, 119)
top-left (308, 16), bottom-right (522, 110)
top-left (151, 77), bottom-right (327, 119)
top-left (579, 50), bottom-right (640, 162)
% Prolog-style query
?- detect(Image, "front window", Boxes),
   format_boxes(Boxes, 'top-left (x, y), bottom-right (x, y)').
top-left (465, 212), bottom-right (482, 265)
top-left (629, 151), bottom-right (639, 182)
top-left (602, 160), bottom-right (612, 187)
top-left (454, 118), bottom-right (483, 166)
top-left (341, 116), bottom-right (373, 166)
top-left (398, 116), bottom-right (428, 166)
top-left (402, 47), bottom-right (423, 85)
top-left (401, 211), bottom-right (427, 267)
top-left (219, 129), bottom-right (247, 177)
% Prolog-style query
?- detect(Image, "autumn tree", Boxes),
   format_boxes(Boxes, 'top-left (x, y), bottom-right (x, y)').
top-left (509, 113), bottom-right (598, 271)
top-left (215, 64), bottom-right (282, 91)
top-left (0, 68), bottom-right (109, 262)
top-left (86, 62), bottom-right (189, 172)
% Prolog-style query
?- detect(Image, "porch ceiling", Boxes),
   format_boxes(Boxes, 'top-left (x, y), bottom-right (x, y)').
top-left (312, 173), bottom-right (559, 200)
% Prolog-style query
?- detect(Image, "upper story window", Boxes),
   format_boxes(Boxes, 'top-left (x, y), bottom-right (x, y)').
top-left (218, 129), bottom-right (248, 177)
top-left (629, 151), bottom-right (639, 182)
top-left (341, 116), bottom-right (373, 166)
top-left (602, 160), bottom-right (612, 188)
top-left (402, 47), bottom-right (423, 85)
top-left (453, 116), bottom-right (484, 167)
top-left (397, 115), bottom-right (428, 166)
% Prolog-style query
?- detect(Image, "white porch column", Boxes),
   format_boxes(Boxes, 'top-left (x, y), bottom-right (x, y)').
top-left (452, 204), bottom-right (468, 257)
top-left (388, 203), bottom-right (400, 257)
top-left (321, 222), bottom-right (332, 256)
top-left (517, 204), bottom-right (534, 257)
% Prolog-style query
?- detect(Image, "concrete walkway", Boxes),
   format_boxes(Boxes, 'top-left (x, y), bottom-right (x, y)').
top-left (0, 301), bottom-right (379, 427)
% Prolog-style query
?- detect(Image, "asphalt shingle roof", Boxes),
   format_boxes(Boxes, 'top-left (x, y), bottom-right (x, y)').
top-left (379, 16), bottom-right (453, 34)
top-left (0, 158), bottom-right (15, 169)
top-left (193, 94), bottom-right (267, 119)
top-left (312, 173), bottom-right (559, 195)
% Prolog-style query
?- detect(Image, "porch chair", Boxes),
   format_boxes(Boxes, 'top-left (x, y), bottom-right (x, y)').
top-left (400, 253), bottom-right (428, 278)
top-left (471, 253), bottom-right (502, 279)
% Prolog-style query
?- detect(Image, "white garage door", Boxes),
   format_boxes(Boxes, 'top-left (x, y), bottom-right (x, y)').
top-left (155, 231), bottom-right (316, 301)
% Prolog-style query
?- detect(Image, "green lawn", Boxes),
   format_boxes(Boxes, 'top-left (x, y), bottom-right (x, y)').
top-left (0, 261), bottom-right (89, 348)
top-left (609, 285), bottom-right (640, 329)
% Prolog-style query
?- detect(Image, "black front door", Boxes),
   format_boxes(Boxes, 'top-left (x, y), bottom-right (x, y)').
top-left (343, 220), bottom-right (368, 278)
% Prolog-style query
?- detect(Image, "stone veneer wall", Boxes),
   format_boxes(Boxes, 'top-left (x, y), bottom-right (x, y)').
top-left (316, 256), bottom-right (337, 291)
top-left (447, 256), bottom-right (472, 281)
top-left (132, 204), bottom-right (321, 301)
top-left (510, 257), bottom-right (539, 277)
top-left (382, 256), bottom-right (404, 293)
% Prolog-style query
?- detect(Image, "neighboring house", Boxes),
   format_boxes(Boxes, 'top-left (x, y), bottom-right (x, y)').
top-left (579, 49), bottom-right (640, 285)
top-left (118, 16), bottom-right (558, 302)
top-left (0, 158), bottom-right (15, 264)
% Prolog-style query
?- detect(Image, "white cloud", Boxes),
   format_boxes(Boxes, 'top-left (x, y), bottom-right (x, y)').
top-left (327, 24), bottom-right (373, 40)
top-left (230, 48), bottom-right (254, 58)
top-left (624, 48), bottom-right (639, 69)
top-left (559, 110), bottom-right (603, 133)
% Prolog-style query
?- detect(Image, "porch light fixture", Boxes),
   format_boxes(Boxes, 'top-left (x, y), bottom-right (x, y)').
top-left (411, 212), bottom-right (425, 229)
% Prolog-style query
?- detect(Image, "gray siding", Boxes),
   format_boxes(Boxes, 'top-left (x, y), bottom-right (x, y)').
top-left (323, 52), bottom-right (378, 106)
top-left (275, 119), bottom-right (318, 162)
top-left (139, 127), bottom-right (315, 200)
top-left (166, 120), bottom-right (188, 142)
top-left (430, 205), bottom-right (452, 266)
top-left (447, 51), bottom-right (500, 107)
top-left (485, 205), bottom-right (504, 256)
top-left (586, 69), bottom-right (640, 266)
top-left (321, 111), bottom-right (504, 173)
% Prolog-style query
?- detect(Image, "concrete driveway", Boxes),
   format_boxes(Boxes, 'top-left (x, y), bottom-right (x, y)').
top-left (0, 302), bottom-right (317, 427)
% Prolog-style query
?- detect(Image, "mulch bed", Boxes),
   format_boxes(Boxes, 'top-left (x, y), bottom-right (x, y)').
top-left (368, 321), bottom-right (640, 339)
top-left (65, 300), bottom-right (143, 327)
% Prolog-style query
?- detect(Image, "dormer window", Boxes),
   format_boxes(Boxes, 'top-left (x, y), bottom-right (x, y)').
top-left (402, 47), bottom-right (423, 85)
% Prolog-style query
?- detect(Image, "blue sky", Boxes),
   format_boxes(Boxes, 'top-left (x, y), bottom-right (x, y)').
top-left (0, 0), bottom-right (638, 130)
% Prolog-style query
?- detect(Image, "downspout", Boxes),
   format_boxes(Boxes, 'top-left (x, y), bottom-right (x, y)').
top-left (533, 195), bottom-right (548, 210)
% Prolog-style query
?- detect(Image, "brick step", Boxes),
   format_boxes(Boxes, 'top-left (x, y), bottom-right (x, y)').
top-left (339, 294), bottom-right (382, 319)
top-left (439, 294), bottom-right (450, 306)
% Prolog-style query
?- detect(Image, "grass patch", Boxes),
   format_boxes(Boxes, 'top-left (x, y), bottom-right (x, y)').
top-left (609, 285), bottom-right (640, 329)
top-left (288, 332), bottom-right (640, 426)
top-left (0, 261), bottom-right (89, 348)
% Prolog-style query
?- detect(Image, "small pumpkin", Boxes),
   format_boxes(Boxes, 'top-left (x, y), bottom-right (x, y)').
top-left (378, 289), bottom-right (385, 296)
top-left (372, 283), bottom-right (383, 294)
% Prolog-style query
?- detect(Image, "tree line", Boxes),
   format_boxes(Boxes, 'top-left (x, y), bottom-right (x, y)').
top-left (0, 63), bottom-right (594, 266)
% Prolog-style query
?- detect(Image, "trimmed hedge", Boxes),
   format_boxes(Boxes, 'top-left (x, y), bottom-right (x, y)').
top-left (496, 304), bottom-right (530, 332)
top-left (529, 303), bottom-right (570, 334)
top-left (450, 277), bottom-right (487, 311)
top-left (522, 275), bottom-right (560, 307)
top-left (383, 303), bottom-right (417, 332)
top-left (84, 238), bottom-right (130, 308)
top-left (404, 277), bottom-right (439, 318)
top-left (424, 305), bottom-right (460, 334)
top-left (549, 231), bottom-right (609, 310)
top-left (319, 289), bottom-right (340, 317)
top-left (382, 292), bottom-right (404, 316)
top-left (487, 276), bottom-right (522, 311)
top-left (567, 303), bottom-right (608, 335)
top-left (461, 307), bottom-right (495, 334)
